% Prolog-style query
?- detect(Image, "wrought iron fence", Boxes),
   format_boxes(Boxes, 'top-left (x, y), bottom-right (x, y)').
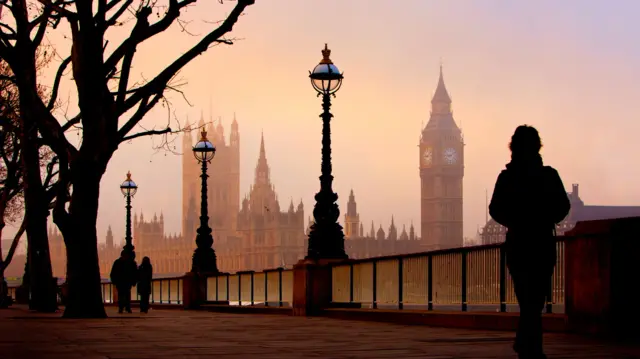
top-left (331, 238), bottom-right (566, 313)
top-left (100, 275), bottom-right (184, 305)
top-left (205, 267), bottom-right (293, 307)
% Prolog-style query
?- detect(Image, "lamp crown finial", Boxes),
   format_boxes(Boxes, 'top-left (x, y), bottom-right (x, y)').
top-left (320, 43), bottom-right (333, 65)
top-left (200, 127), bottom-right (208, 141)
top-left (126, 171), bottom-right (132, 181)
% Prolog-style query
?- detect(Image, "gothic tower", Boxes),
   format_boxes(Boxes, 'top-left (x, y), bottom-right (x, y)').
top-left (419, 66), bottom-right (464, 250)
top-left (182, 121), bottom-right (199, 241)
top-left (229, 114), bottom-right (241, 230)
top-left (182, 111), bottom-right (241, 241)
top-left (344, 189), bottom-right (360, 239)
top-left (106, 225), bottom-right (114, 248)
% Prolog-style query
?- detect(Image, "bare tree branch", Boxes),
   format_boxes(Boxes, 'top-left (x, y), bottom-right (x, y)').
top-left (122, 126), bottom-right (172, 142)
top-left (47, 56), bottom-right (71, 111)
top-left (117, 0), bottom-right (253, 137)
top-left (104, 0), bottom-right (133, 28)
top-left (0, 219), bottom-right (27, 272)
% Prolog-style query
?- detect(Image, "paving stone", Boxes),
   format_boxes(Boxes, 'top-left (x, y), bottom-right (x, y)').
top-left (0, 305), bottom-right (638, 358)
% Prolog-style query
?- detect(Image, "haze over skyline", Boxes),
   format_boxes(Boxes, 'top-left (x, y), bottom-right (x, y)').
top-left (5, 0), bottom-right (639, 246)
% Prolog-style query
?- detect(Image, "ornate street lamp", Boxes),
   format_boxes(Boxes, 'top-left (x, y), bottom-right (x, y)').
top-left (120, 171), bottom-right (138, 259)
top-left (191, 128), bottom-right (218, 274)
top-left (306, 44), bottom-right (348, 260)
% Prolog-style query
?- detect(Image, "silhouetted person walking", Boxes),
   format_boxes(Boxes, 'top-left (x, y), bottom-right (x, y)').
top-left (137, 256), bottom-right (153, 314)
top-left (489, 125), bottom-right (570, 359)
top-left (110, 251), bottom-right (137, 314)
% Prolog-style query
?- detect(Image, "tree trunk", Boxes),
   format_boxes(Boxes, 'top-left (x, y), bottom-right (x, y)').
top-left (21, 114), bottom-right (57, 313)
top-left (60, 161), bottom-right (107, 318)
top-left (12, 49), bottom-right (58, 312)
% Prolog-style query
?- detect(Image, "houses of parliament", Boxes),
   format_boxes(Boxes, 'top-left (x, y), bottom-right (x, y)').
top-left (5, 67), bottom-right (465, 278)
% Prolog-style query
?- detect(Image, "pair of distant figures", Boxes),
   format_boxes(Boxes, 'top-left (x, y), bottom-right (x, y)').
top-left (110, 253), bottom-right (153, 314)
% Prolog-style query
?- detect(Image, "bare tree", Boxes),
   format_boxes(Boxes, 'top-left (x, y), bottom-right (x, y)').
top-left (0, 56), bottom-right (60, 311)
top-left (0, 0), bottom-right (254, 317)
top-left (0, 60), bottom-right (25, 284)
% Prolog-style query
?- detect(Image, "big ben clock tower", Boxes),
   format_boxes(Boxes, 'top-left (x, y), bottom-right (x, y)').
top-left (419, 66), bottom-right (464, 250)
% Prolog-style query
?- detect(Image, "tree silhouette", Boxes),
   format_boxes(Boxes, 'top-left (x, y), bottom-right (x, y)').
top-left (0, 0), bottom-right (254, 317)
top-left (0, 56), bottom-right (59, 312)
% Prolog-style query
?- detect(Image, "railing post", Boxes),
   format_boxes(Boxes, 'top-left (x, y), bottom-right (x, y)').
top-left (264, 271), bottom-right (269, 306)
top-left (349, 263), bottom-right (354, 304)
top-left (178, 279), bottom-right (181, 305)
top-left (250, 272), bottom-right (255, 306)
top-left (160, 280), bottom-right (163, 304)
top-left (461, 250), bottom-right (467, 312)
top-left (238, 273), bottom-right (242, 306)
top-left (203, 276), bottom-right (208, 303)
top-left (372, 260), bottom-right (377, 309)
top-left (398, 258), bottom-right (404, 310)
top-left (427, 255), bottom-right (433, 311)
top-left (278, 267), bottom-right (283, 307)
top-left (499, 246), bottom-right (507, 312)
top-left (226, 273), bottom-right (230, 301)
top-left (168, 280), bottom-right (171, 304)
top-left (216, 275), bottom-right (219, 302)
top-left (546, 276), bottom-right (553, 313)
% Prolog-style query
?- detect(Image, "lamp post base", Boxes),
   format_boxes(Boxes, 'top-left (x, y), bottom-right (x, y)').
top-left (191, 247), bottom-right (218, 274)
top-left (306, 222), bottom-right (348, 260)
top-left (306, 189), bottom-right (348, 260)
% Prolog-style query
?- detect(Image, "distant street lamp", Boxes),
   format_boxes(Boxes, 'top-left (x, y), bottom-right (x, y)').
top-left (120, 171), bottom-right (138, 259)
top-left (306, 44), bottom-right (348, 260)
top-left (191, 128), bottom-right (218, 273)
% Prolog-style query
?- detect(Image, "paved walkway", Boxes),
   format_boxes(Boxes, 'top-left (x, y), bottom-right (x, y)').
top-left (0, 306), bottom-right (638, 358)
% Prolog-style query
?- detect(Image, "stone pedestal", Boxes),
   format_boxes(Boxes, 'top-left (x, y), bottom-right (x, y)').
top-left (292, 258), bottom-right (347, 316)
top-left (183, 272), bottom-right (218, 309)
top-left (565, 217), bottom-right (640, 340)
top-left (183, 272), bottom-right (204, 309)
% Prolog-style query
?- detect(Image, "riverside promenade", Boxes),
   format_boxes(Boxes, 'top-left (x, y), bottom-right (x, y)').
top-left (1, 305), bottom-right (638, 359)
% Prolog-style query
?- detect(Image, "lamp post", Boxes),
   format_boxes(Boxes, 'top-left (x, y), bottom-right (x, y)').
top-left (120, 171), bottom-right (138, 259)
top-left (306, 44), bottom-right (348, 260)
top-left (191, 128), bottom-right (218, 274)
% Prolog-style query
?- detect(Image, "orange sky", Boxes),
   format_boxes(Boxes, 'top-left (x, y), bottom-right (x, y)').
top-left (5, 0), bottom-right (640, 246)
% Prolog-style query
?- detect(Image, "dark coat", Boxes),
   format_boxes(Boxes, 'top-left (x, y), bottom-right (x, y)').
top-left (489, 156), bottom-right (570, 274)
top-left (110, 258), bottom-right (138, 288)
top-left (137, 263), bottom-right (153, 295)
top-left (489, 156), bottom-right (571, 247)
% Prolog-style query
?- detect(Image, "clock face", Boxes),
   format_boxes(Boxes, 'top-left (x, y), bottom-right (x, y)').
top-left (422, 147), bottom-right (433, 166)
top-left (443, 148), bottom-right (458, 165)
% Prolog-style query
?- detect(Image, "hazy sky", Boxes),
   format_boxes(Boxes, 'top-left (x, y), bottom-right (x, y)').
top-left (11, 0), bottom-right (640, 245)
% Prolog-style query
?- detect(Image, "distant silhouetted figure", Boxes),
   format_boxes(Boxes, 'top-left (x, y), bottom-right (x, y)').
top-left (489, 125), bottom-right (570, 359)
top-left (0, 278), bottom-right (10, 308)
top-left (137, 257), bottom-right (153, 314)
top-left (110, 251), bottom-right (138, 314)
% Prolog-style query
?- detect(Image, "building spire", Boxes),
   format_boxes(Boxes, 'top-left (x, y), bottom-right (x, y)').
top-left (209, 95), bottom-right (213, 122)
top-left (431, 63), bottom-right (451, 104)
top-left (259, 130), bottom-right (266, 159)
top-left (254, 130), bottom-right (270, 185)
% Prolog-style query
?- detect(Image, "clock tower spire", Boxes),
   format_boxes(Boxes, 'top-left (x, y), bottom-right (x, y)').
top-left (419, 65), bottom-right (464, 250)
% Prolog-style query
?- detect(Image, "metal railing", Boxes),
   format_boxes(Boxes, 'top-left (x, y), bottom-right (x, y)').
top-left (205, 267), bottom-right (293, 307)
top-left (101, 274), bottom-right (184, 305)
top-left (331, 238), bottom-right (566, 313)
top-left (7, 286), bottom-right (16, 301)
